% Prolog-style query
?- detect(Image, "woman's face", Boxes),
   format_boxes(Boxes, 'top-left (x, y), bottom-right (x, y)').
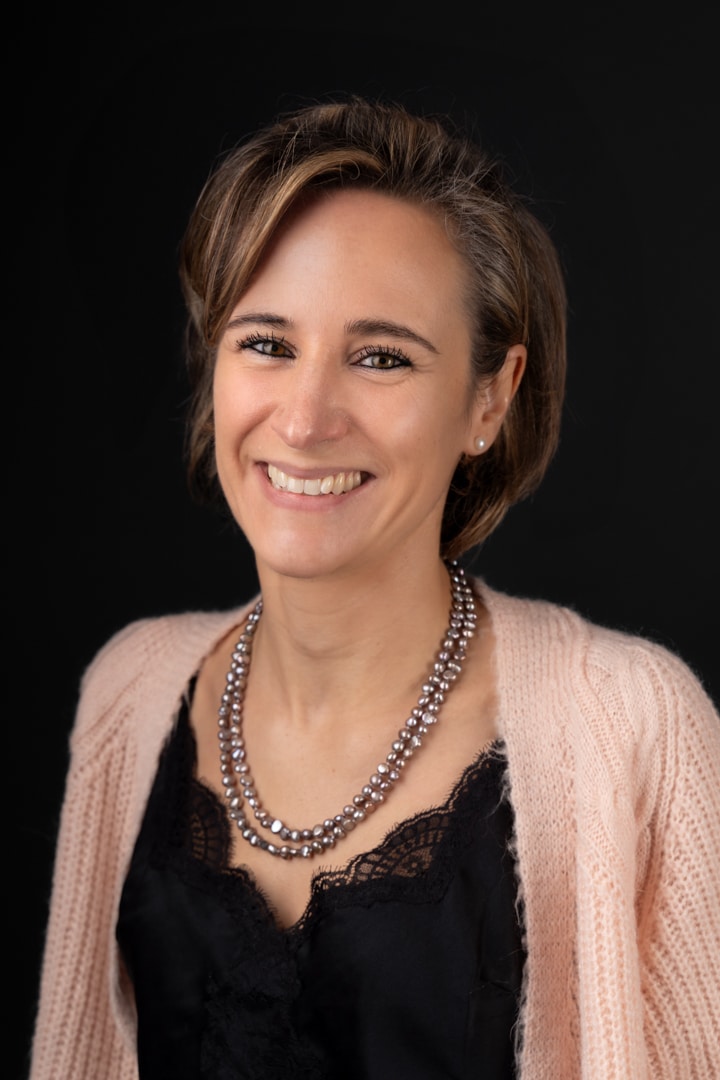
top-left (213, 188), bottom-right (490, 584)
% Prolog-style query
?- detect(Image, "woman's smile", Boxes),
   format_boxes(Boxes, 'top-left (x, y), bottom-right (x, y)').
top-left (265, 463), bottom-right (366, 497)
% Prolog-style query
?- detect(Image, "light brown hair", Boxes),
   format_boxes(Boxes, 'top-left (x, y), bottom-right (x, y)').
top-left (179, 97), bottom-right (567, 558)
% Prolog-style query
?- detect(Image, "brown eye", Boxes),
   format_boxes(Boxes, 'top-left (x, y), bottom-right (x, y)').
top-left (259, 340), bottom-right (289, 357)
top-left (355, 347), bottom-right (411, 370)
top-left (237, 333), bottom-right (292, 358)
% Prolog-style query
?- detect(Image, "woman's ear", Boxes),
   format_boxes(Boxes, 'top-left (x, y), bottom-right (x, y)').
top-left (467, 344), bottom-right (526, 454)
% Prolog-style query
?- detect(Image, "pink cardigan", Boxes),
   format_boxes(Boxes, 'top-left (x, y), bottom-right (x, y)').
top-left (30, 582), bottom-right (720, 1078)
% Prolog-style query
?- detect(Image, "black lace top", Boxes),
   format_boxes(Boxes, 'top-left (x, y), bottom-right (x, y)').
top-left (117, 700), bottom-right (525, 1079)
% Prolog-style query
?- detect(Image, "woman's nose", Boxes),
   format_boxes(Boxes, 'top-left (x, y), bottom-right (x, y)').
top-left (270, 360), bottom-right (350, 450)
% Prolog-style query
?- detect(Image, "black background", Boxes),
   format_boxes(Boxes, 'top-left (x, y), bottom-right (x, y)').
top-left (20, 3), bottom-right (718, 1076)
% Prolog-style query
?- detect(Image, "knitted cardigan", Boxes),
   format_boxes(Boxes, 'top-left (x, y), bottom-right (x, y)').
top-left (29, 581), bottom-right (720, 1079)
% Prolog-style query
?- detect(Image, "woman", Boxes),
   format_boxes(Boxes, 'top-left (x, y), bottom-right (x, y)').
top-left (30, 99), bottom-right (719, 1078)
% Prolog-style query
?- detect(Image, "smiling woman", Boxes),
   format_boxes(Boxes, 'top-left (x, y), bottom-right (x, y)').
top-left (30, 99), bottom-right (720, 1080)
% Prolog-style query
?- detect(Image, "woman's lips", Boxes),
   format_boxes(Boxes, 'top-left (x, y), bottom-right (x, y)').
top-left (267, 463), bottom-right (364, 496)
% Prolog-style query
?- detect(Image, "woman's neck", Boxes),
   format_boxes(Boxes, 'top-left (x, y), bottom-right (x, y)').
top-left (247, 554), bottom-right (458, 730)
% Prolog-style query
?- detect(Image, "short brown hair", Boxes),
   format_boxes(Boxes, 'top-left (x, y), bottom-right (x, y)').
top-left (179, 97), bottom-right (567, 558)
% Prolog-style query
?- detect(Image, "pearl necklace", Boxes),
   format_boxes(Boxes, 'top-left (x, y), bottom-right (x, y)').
top-left (217, 561), bottom-right (477, 860)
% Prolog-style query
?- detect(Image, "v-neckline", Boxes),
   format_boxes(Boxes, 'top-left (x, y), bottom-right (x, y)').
top-left (186, 719), bottom-right (505, 935)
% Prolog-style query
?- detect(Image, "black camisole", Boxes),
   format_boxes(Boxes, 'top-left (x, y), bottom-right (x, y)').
top-left (117, 699), bottom-right (525, 1078)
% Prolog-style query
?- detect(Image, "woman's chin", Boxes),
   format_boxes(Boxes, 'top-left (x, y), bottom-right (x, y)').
top-left (252, 538), bottom-right (363, 584)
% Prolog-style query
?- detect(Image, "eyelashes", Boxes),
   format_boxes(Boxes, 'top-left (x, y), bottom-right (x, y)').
top-left (234, 332), bottom-right (412, 371)
top-left (235, 331), bottom-right (291, 358)
top-left (354, 344), bottom-right (412, 370)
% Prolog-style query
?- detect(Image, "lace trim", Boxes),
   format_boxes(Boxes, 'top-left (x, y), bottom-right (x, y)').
top-left (293, 743), bottom-right (507, 936)
top-left (155, 707), bottom-right (510, 939)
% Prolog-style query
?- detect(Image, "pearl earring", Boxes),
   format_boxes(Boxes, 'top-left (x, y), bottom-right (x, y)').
top-left (474, 437), bottom-right (486, 452)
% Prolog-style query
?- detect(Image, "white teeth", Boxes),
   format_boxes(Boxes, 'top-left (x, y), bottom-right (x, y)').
top-left (267, 464), bottom-right (362, 496)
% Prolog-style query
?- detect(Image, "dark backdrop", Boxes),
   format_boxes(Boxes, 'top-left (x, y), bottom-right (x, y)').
top-left (21, 4), bottom-right (718, 1076)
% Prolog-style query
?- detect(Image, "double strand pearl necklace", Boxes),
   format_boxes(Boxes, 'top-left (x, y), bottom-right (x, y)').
top-left (217, 561), bottom-right (477, 860)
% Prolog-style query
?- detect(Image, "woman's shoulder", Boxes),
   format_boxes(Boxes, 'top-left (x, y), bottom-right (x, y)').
top-left (476, 576), bottom-right (717, 721)
top-left (82, 607), bottom-right (249, 677)
top-left (73, 603), bottom-right (256, 742)
top-left (477, 579), bottom-right (718, 808)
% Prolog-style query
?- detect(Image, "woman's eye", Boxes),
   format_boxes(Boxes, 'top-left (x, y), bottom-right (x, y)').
top-left (355, 348), bottom-right (411, 370)
top-left (237, 334), bottom-right (292, 358)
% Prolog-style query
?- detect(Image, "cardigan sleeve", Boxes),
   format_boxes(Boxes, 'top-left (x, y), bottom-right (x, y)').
top-left (633, 647), bottom-right (720, 1077)
top-left (577, 629), bottom-right (720, 1079)
top-left (28, 622), bottom-right (152, 1080)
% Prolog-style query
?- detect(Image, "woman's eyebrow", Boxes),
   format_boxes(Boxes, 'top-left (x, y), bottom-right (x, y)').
top-left (344, 317), bottom-right (439, 354)
top-left (225, 312), bottom-right (291, 330)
